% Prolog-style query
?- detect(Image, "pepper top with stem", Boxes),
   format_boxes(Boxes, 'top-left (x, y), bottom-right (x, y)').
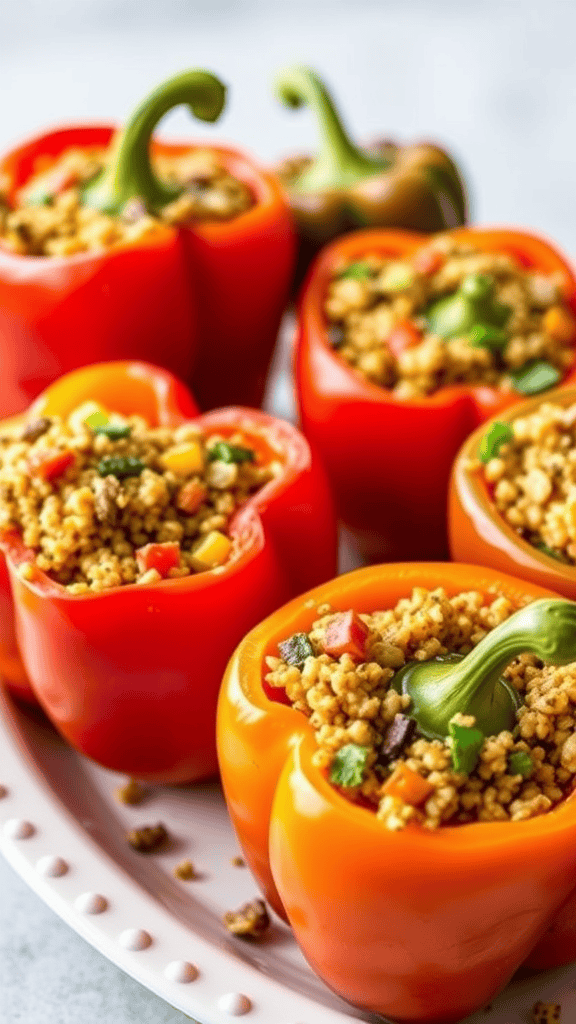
top-left (392, 598), bottom-right (576, 740)
top-left (274, 65), bottom-right (388, 194)
top-left (81, 69), bottom-right (227, 215)
top-left (426, 272), bottom-right (511, 340)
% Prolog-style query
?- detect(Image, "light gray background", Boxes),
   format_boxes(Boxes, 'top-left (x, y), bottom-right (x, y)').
top-left (1, 1), bottom-right (576, 1021)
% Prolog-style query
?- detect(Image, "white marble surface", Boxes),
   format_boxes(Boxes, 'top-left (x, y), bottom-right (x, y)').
top-left (3, 1), bottom-right (576, 1022)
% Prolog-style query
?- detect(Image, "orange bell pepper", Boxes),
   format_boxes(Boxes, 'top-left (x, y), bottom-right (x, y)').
top-left (0, 361), bottom-right (337, 783)
top-left (217, 562), bottom-right (576, 1022)
top-left (449, 385), bottom-right (576, 601)
top-left (295, 227), bottom-right (576, 562)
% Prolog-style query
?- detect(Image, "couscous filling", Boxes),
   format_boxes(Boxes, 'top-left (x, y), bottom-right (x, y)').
top-left (0, 403), bottom-right (279, 592)
top-left (324, 237), bottom-right (576, 400)
top-left (266, 587), bottom-right (576, 830)
top-left (479, 400), bottom-right (576, 565)
top-left (0, 145), bottom-right (253, 256)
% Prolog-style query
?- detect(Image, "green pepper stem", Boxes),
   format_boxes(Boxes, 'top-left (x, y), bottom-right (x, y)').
top-left (82, 70), bottom-right (226, 215)
top-left (394, 599), bottom-right (576, 740)
top-left (275, 65), bottom-right (386, 193)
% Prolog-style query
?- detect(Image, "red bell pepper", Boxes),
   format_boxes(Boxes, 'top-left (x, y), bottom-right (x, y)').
top-left (296, 227), bottom-right (576, 562)
top-left (0, 361), bottom-right (336, 783)
top-left (0, 71), bottom-right (295, 419)
top-left (217, 562), bottom-right (576, 1022)
top-left (0, 360), bottom-right (199, 704)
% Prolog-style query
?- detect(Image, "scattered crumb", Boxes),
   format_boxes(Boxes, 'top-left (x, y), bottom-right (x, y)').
top-left (173, 858), bottom-right (197, 880)
top-left (223, 898), bottom-right (270, 938)
top-left (231, 856), bottom-right (245, 868)
top-left (532, 1001), bottom-right (561, 1023)
top-left (127, 823), bottom-right (168, 853)
top-left (115, 778), bottom-right (146, 806)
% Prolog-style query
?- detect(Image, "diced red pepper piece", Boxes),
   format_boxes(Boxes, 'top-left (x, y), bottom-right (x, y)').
top-left (135, 541), bottom-right (181, 578)
top-left (381, 763), bottom-right (434, 806)
top-left (175, 479), bottom-right (207, 514)
top-left (412, 247), bottom-right (445, 277)
top-left (27, 448), bottom-right (75, 481)
top-left (323, 610), bottom-right (369, 661)
top-left (386, 319), bottom-right (422, 359)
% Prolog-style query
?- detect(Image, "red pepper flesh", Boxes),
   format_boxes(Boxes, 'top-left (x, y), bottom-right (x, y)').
top-left (296, 227), bottom-right (576, 562)
top-left (0, 124), bottom-right (294, 417)
top-left (322, 609), bottom-right (369, 661)
top-left (0, 361), bottom-right (337, 783)
top-left (135, 542), bottom-right (181, 578)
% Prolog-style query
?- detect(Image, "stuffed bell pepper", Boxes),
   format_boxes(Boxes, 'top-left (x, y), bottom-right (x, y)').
top-left (0, 69), bottom-right (295, 418)
top-left (296, 226), bottom-right (576, 562)
top-left (217, 561), bottom-right (576, 1022)
top-left (274, 65), bottom-right (468, 287)
top-left (0, 360), bottom-right (336, 783)
top-left (449, 386), bottom-right (576, 600)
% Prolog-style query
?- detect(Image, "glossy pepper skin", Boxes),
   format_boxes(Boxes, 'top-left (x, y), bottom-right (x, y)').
top-left (274, 66), bottom-right (467, 286)
top-left (296, 226), bottom-right (576, 562)
top-left (0, 361), bottom-right (336, 783)
top-left (0, 72), bottom-right (295, 419)
top-left (217, 562), bottom-right (576, 1023)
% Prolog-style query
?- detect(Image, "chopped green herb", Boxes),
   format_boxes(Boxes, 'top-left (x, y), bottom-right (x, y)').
top-left (448, 718), bottom-right (484, 775)
top-left (278, 632), bottom-right (314, 669)
top-left (23, 187), bottom-right (53, 207)
top-left (509, 360), bottom-right (561, 396)
top-left (97, 455), bottom-right (145, 479)
top-left (330, 743), bottom-right (369, 787)
top-left (535, 542), bottom-right (571, 564)
top-left (207, 441), bottom-right (255, 464)
top-left (338, 260), bottom-right (373, 281)
top-left (85, 411), bottom-right (109, 430)
top-left (467, 323), bottom-right (508, 351)
top-left (508, 751), bottom-right (533, 778)
top-left (478, 421), bottom-right (514, 463)
top-left (93, 422), bottom-right (132, 440)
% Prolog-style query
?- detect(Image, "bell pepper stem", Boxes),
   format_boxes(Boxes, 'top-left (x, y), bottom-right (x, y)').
top-left (275, 65), bottom-right (386, 193)
top-left (393, 599), bottom-right (576, 740)
top-left (82, 70), bottom-right (226, 215)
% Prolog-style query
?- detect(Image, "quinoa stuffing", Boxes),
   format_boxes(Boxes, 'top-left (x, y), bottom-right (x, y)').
top-left (324, 236), bottom-right (576, 399)
top-left (0, 403), bottom-right (279, 592)
top-left (126, 823), bottom-right (168, 853)
top-left (223, 898), bottom-right (270, 938)
top-left (266, 587), bottom-right (576, 830)
top-left (0, 145), bottom-right (253, 256)
top-left (478, 400), bottom-right (576, 565)
top-left (173, 858), bottom-right (198, 881)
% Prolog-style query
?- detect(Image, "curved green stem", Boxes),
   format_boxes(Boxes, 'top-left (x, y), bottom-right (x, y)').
top-left (426, 273), bottom-right (510, 340)
top-left (275, 65), bottom-right (387, 193)
top-left (82, 70), bottom-right (226, 215)
top-left (392, 599), bottom-right (576, 740)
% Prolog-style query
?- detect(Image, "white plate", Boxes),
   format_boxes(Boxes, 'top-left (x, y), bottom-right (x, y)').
top-left (2, 687), bottom-right (576, 1024)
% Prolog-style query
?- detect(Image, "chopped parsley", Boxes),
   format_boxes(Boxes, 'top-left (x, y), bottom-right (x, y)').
top-left (207, 441), bottom-right (255, 464)
top-left (330, 744), bottom-right (369, 788)
top-left (478, 421), bottom-right (514, 463)
top-left (448, 719), bottom-right (484, 775)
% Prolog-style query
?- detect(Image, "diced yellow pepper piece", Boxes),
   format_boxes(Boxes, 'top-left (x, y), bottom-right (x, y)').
top-left (191, 530), bottom-right (232, 570)
top-left (68, 400), bottom-right (108, 432)
top-left (161, 441), bottom-right (204, 475)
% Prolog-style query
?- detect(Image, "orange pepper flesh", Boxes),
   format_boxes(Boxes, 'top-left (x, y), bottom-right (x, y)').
top-left (295, 227), bottom-right (576, 562)
top-left (217, 562), bottom-right (576, 1021)
top-left (381, 762), bottom-right (435, 805)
